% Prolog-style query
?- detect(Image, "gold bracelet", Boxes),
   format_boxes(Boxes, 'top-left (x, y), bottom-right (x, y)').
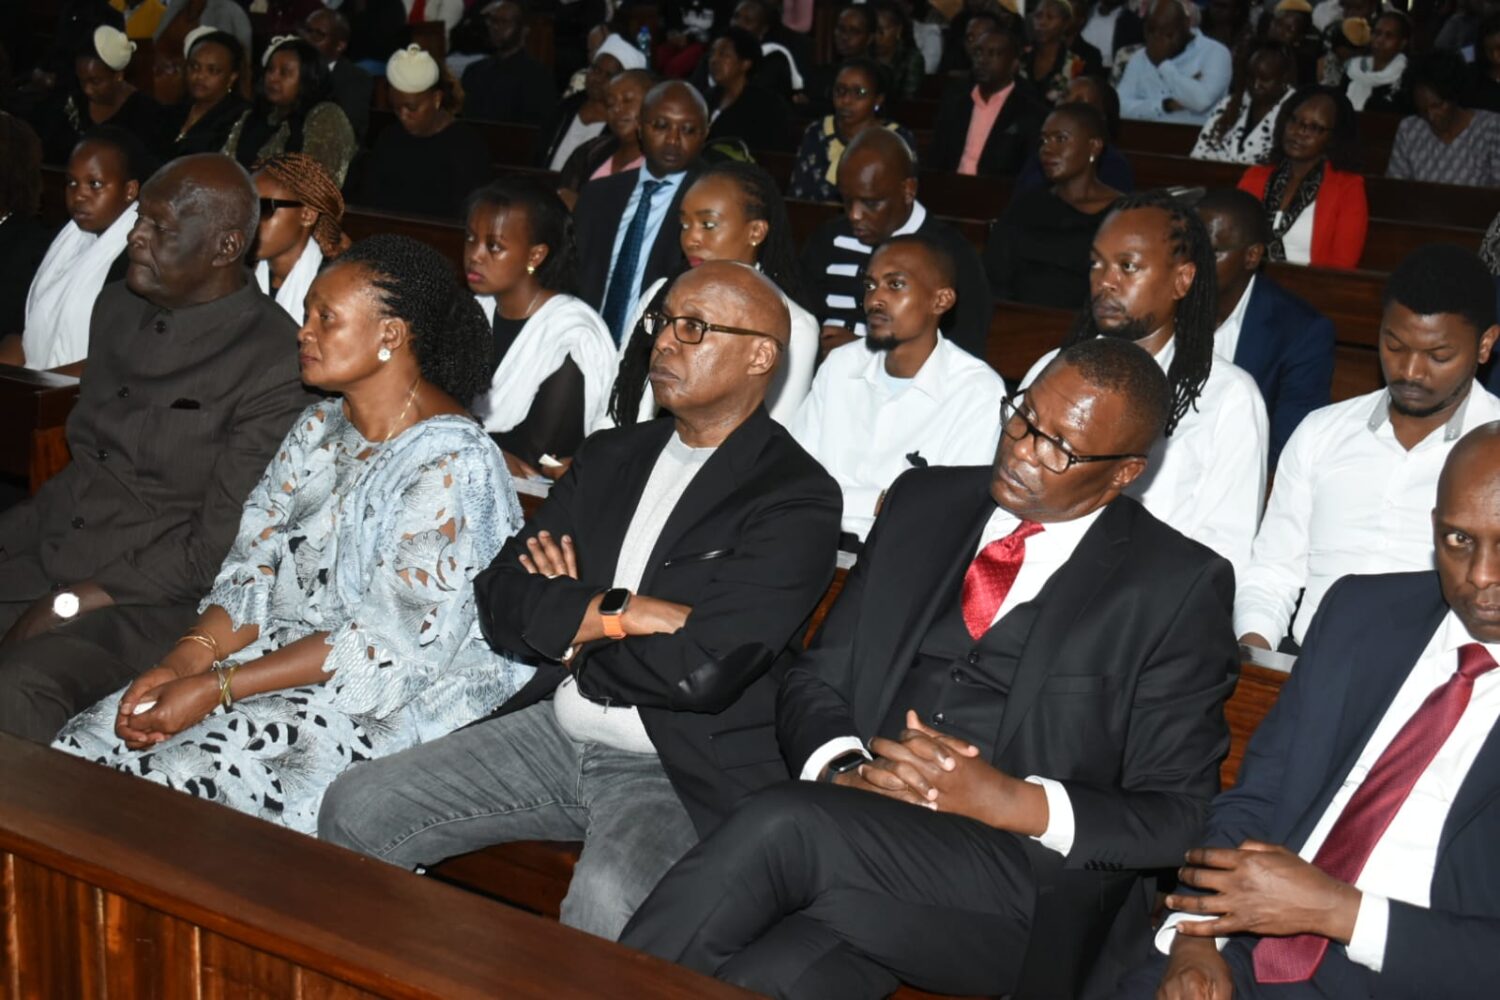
top-left (176, 632), bottom-right (219, 660)
top-left (212, 663), bottom-right (238, 710)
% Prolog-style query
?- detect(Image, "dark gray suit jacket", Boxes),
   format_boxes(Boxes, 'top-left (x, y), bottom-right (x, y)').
top-left (0, 280), bottom-right (316, 607)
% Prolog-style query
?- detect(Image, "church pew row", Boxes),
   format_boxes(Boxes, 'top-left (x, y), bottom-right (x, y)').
top-left (0, 733), bottom-right (753, 1000)
top-left (1116, 115), bottom-right (1401, 175)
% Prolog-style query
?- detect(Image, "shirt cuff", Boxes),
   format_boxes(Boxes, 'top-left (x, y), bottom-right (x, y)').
top-left (1155, 912), bottom-right (1229, 956)
top-left (1345, 892), bottom-right (1386, 973)
top-left (1234, 608), bottom-right (1289, 648)
top-left (1023, 776), bottom-right (1074, 856)
top-left (800, 736), bottom-right (869, 782)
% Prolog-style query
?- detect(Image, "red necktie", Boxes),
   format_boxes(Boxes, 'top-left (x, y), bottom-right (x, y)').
top-left (1253, 642), bottom-right (1499, 983)
top-left (960, 520), bottom-right (1043, 640)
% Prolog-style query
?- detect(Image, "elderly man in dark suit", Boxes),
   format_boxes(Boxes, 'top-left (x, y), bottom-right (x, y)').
top-left (929, 20), bottom-right (1047, 178)
top-left (1198, 189), bottom-right (1335, 466)
top-left (572, 80), bottom-right (708, 344)
top-left (1125, 422), bottom-right (1500, 1000)
top-left (319, 261), bottom-right (842, 942)
top-left (0, 154), bottom-right (314, 743)
top-left (621, 336), bottom-right (1241, 999)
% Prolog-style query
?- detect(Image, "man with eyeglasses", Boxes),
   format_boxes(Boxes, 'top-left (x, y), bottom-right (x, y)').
top-left (790, 234), bottom-right (1006, 547)
top-left (0, 154), bottom-right (314, 742)
top-left (574, 80), bottom-right (708, 344)
top-left (319, 260), bottom-right (842, 942)
top-left (621, 335), bottom-right (1239, 1000)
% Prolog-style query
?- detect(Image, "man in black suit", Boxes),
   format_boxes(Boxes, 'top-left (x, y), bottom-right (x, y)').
top-left (1197, 189), bottom-right (1334, 466)
top-left (573, 80), bottom-right (707, 344)
top-left (621, 336), bottom-right (1241, 999)
top-left (1127, 422), bottom-right (1500, 1000)
top-left (459, 0), bottom-right (558, 126)
top-left (301, 8), bottom-right (373, 140)
top-left (929, 20), bottom-right (1047, 178)
top-left (319, 261), bottom-right (842, 941)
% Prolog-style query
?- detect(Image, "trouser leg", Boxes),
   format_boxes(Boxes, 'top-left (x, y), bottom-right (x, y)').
top-left (563, 743), bottom-right (699, 940)
top-left (0, 603), bottom-right (191, 743)
top-left (623, 781), bottom-right (1036, 1000)
top-left (317, 703), bottom-right (589, 866)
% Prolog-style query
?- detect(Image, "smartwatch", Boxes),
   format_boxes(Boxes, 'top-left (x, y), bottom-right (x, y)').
top-left (820, 749), bottom-right (869, 782)
top-left (51, 591), bottom-right (81, 620)
top-left (599, 588), bottom-right (631, 640)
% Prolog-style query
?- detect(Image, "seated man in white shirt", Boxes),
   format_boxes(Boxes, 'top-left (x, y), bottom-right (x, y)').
top-left (1023, 190), bottom-right (1268, 578)
top-left (1118, 0), bottom-right (1233, 123)
top-left (790, 234), bottom-right (1007, 547)
top-left (1122, 423), bottom-right (1500, 1000)
top-left (1236, 244), bottom-right (1500, 653)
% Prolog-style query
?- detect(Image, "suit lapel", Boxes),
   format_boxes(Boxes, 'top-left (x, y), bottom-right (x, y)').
top-left (1234, 278), bottom-right (1274, 382)
top-left (992, 499), bottom-right (1134, 759)
top-left (1439, 721), bottom-right (1500, 858)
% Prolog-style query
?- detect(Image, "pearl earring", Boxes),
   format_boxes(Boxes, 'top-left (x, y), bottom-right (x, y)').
top-left (526, 265), bottom-right (536, 275)
top-left (377, 347), bottom-right (392, 362)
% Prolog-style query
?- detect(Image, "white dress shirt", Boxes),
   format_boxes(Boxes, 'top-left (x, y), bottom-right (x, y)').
top-left (1118, 30), bottom-right (1234, 124)
top-left (1211, 274), bottom-right (1256, 364)
top-left (1023, 339), bottom-right (1268, 578)
top-left (800, 504), bottom-right (1108, 859)
top-left (1236, 384), bottom-right (1500, 646)
top-left (790, 335), bottom-right (1006, 540)
top-left (1159, 613), bottom-right (1500, 972)
top-left (605, 168), bottom-right (688, 319)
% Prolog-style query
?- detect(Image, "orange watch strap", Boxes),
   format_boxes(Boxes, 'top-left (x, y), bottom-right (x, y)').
top-left (602, 612), bottom-right (627, 640)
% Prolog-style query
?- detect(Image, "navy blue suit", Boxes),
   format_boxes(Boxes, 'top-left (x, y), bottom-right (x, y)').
top-left (1232, 276), bottom-right (1335, 468)
top-left (1120, 571), bottom-right (1500, 999)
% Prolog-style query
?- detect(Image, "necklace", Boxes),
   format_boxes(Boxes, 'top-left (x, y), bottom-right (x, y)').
top-left (382, 376), bottom-right (422, 444)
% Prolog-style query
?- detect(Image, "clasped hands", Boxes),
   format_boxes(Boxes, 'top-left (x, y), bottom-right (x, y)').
top-left (1156, 842), bottom-right (1362, 1000)
top-left (834, 709), bottom-right (1048, 836)
top-left (113, 648), bottom-right (221, 750)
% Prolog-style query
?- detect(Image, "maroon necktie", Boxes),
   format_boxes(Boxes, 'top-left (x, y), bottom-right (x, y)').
top-left (1253, 642), bottom-right (1499, 983)
top-left (960, 520), bottom-right (1043, 640)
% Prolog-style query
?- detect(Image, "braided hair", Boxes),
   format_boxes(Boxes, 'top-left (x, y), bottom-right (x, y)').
top-left (255, 152), bottom-right (350, 258)
top-left (606, 160), bottom-right (809, 426)
top-left (1063, 190), bottom-right (1216, 436)
top-left (337, 235), bottom-right (495, 407)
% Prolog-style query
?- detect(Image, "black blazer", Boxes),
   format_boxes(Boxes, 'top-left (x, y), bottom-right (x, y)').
top-left (1231, 275), bottom-right (1335, 468)
top-left (329, 58), bottom-right (373, 140)
top-left (473, 409), bottom-right (842, 835)
top-left (573, 166), bottom-right (700, 311)
top-left (1197, 571), bottom-right (1500, 998)
top-left (928, 77), bottom-right (1048, 177)
top-left (777, 466), bottom-right (1238, 976)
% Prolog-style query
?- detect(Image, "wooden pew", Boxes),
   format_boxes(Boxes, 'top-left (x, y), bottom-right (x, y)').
top-left (1115, 113), bottom-right (1401, 174)
top-left (0, 364), bottom-right (78, 493)
top-left (0, 733), bottom-right (751, 1000)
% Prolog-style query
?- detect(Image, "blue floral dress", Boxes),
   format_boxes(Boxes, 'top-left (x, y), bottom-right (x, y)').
top-left (55, 399), bottom-right (533, 835)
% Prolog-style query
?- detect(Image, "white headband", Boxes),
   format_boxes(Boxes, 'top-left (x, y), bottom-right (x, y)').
top-left (262, 35), bottom-right (297, 68)
top-left (594, 34), bottom-right (648, 72)
top-left (93, 26), bottom-right (136, 72)
top-left (386, 44), bottom-right (441, 93)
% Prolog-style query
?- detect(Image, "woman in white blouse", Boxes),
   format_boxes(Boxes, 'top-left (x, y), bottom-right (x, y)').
top-left (465, 177), bottom-right (618, 481)
top-left (600, 161), bottom-right (818, 432)
top-left (1191, 43), bottom-right (1296, 164)
top-left (251, 152), bottom-right (349, 326)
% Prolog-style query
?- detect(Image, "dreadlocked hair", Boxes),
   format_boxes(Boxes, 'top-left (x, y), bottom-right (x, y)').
top-left (338, 234), bottom-right (495, 408)
top-left (607, 269), bottom-right (679, 427)
top-left (254, 152), bottom-right (350, 258)
top-left (1062, 189), bottom-right (1216, 437)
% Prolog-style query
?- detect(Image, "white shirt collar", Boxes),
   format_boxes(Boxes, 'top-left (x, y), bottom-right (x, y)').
top-left (893, 200), bottom-right (928, 238)
top-left (854, 333), bottom-right (954, 402)
top-left (1438, 609), bottom-right (1500, 664)
top-left (1367, 382), bottom-right (1481, 444)
top-left (979, 503), bottom-right (1107, 555)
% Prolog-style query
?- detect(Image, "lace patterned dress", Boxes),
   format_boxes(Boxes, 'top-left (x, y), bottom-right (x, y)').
top-left (55, 399), bottom-right (533, 835)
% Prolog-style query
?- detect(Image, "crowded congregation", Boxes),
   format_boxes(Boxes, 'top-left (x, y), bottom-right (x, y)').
top-left (2, 0), bottom-right (1500, 995)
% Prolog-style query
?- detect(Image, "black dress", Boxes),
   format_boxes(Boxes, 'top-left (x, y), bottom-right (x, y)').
top-left (707, 85), bottom-right (792, 152)
top-left (42, 88), bottom-right (168, 164)
top-left (356, 120), bottom-right (492, 220)
top-left (486, 312), bottom-right (587, 466)
top-left (164, 94), bottom-right (249, 158)
top-left (984, 189), bottom-right (1115, 308)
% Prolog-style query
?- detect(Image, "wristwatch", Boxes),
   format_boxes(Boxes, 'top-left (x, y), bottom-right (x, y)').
top-left (599, 588), bottom-right (631, 640)
top-left (820, 749), bottom-right (869, 783)
top-left (51, 591), bottom-right (81, 620)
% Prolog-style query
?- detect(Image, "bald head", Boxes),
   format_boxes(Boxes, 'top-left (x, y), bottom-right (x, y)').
top-left (842, 127), bottom-right (916, 181)
top-left (1435, 422), bottom-right (1500, 642)
top-left (838, 128), bottom-right (919, 247)
top-left (651, 261), bottom-right (789, 443)
top-left (127, 154), bottom-right (255, 308)
top-left (641, 81), bottom-right (709, 176)
top-left (154, 153), bottom-right (258, 238)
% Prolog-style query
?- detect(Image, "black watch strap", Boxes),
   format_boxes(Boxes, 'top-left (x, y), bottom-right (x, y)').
top-left (821, 749), bottom-right (869, 782)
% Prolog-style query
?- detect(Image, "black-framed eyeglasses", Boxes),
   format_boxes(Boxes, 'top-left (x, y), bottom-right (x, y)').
top-left (1000, 394), bottom-right (1148, 475)
top-left (259, 197), bottom-right (304, 214)
top-left (643, 311), bottom-right (778, 346)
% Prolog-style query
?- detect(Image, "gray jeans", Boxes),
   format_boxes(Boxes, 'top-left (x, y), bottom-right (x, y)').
top-left (318, 701), bottom-right (699, 941)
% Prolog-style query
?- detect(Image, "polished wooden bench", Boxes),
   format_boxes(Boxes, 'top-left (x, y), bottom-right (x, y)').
top-left (0, 732), bottom-right (751, 1000)
top-left (1116, 114), bottom-right (1401, 174)
top-left (0, 364), bottom-right (78, 493)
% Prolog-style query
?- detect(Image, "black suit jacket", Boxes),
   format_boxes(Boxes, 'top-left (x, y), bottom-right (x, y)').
top-left (473, 409), bottom-right (842, 835)
top-left (929, 77), bottom-right (1048, 177)
top-left (1232, 275), bottom-right (1335, 468)
top-left (329, 58), bottom-right (373, 140)
top-left (1198, 571), bottom-right (1500, 998)
top-left (573, 166), bottom-right (700, 312)
top-left (777, 467), bottom-right (1238, 975)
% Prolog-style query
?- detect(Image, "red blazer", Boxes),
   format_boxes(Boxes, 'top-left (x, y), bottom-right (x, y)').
top-left (1239, 163), bottom-right (1369, 269)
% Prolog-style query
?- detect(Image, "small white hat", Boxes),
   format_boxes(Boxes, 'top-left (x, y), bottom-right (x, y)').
top-left (594, 33), bottom-right (647, 72)
top-left (386, 44), bottom-right (441, 93)
top-left (93, 26), bottom-right (136, 72)
top-left (261, 34), bottom-right (297, 67)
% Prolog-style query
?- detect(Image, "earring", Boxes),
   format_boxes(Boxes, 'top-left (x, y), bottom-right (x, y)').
top-left (526, 265), bottom-right (536, 275)
top-left (1089, 154), bottom-right (1096, 163)
top-left (377, 347), bottom-right (392, 362)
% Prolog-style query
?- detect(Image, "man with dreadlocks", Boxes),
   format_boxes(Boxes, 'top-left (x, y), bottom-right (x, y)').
top-left (1023, 189), bottom-right (1269, 578)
